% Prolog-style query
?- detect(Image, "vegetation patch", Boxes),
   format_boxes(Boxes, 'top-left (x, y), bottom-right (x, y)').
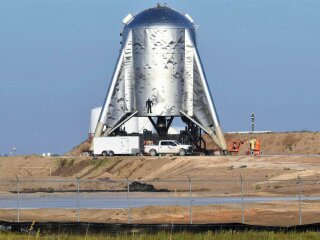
top-left (1, 231), bottom-right (320, 240)
top-left (11, 187), bottom-right (55, 193)
top-left (227, 166), bottom-right (234, 170)
top-left (52, 159), bottom-right (91, 177)
top-left (79, 158), bottom-right (121, 178)
top-left (282, 135), bottom-right (299, 147)
top-left (129, 181), bottom-right (169, 192)
top-left (285, 144), bottom-right (293, 151)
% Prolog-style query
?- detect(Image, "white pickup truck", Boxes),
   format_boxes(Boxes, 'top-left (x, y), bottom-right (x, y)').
top-left (144, 140), bottom-right (192, 156)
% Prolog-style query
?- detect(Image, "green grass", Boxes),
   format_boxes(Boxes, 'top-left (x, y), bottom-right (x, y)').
top-left (57, 158), bottom-right (76, 168)
top-left (1, 231), bottom-right (320, 240)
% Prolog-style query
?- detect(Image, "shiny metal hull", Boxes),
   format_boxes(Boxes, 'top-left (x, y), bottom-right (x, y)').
top-left (93, 6), bottom-right (227, 150)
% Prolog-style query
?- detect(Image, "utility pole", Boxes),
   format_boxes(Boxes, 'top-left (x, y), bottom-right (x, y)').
top-left (251, 113), bottom-right (255, 132)
top-left (187, 175), bottom-right (192, 224)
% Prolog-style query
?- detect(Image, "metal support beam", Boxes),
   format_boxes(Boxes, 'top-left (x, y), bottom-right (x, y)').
top-left (166, 117), bottom-right (174, 132)
top-left (94, 37), bottom-right (130, 138)
top-left (106, 111), bottom-right (138, 135)
top-left (179, 111), bottom-right (210, 135)
top-left (148, 117), bottom-right (157, 131)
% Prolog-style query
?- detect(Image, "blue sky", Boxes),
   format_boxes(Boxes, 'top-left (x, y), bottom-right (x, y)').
top-left (0, 0), bottom-right (319, 155)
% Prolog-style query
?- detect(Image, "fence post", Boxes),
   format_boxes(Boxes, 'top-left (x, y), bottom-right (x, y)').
top-left (76, 176), bottom-right (80, 223)
top-left (240, 174), bottom-right (244, 224)
top-left (16, 176), bottom-right (20, 223)
top-left (298, 175), bottom-right (302, 225)
top-left (188, 175), bottom-right (192, 224)
top-left (126, 176), bottom-right (131, 224)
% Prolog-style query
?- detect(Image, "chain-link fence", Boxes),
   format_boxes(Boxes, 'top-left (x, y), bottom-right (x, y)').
top-left (1, 176), bottom-right (320, 226)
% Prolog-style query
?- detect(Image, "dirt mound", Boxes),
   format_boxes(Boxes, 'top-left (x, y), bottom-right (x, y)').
top-left (204, 131), bottom-right (320, 155)
top-left (65, 140), bottom-right (91, 156)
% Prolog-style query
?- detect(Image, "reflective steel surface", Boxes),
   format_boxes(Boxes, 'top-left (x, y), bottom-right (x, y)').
top-left (94, 5), bottom-right (227, 150)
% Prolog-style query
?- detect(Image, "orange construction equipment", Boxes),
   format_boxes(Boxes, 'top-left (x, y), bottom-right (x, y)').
top-left (228, 140), bottom-right (245, 155)
top-left (228, 138), bottom-right (262, 156)
top-left (247, 138), bottom-right (261, 156)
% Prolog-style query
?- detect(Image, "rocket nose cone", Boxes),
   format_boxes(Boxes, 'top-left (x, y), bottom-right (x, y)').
top-left (125, 5), bottom-right (195, 30)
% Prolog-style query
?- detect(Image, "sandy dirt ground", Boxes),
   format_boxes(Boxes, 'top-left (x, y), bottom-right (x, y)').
top-left (1, 155), bottom-right (320, 195)
top-left (1, 202), bottom-right (320, 226)
top-left (1, 132), bottom-right (320, 226)
top-left (1, 155), bottom-right (320, 225)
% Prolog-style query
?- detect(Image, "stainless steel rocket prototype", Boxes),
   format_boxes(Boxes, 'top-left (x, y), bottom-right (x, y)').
top-left (93, 5), bottom-right (227, 151)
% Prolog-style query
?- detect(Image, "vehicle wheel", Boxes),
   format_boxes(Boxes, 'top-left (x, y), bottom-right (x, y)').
top-left (102, 151), bottom-right (108, 156)
top-left (179, 149), bottom-right (186, 156)
top-left (150, 149), bottom-right (157, 156)
top-left (108, 151), bottom-right (115, 156)
top-left (220, 150), bottom-right (228, 156)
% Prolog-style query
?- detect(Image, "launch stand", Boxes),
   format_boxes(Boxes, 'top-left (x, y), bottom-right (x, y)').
top-left (107, 115), bottom-right (209, 155)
